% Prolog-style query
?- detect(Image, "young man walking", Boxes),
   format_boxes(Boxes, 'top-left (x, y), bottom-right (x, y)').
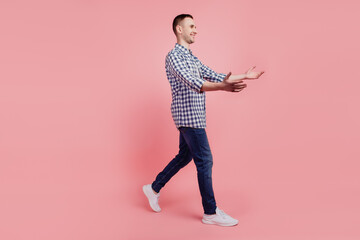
top-left (143, 14), bottom-right (264, 226)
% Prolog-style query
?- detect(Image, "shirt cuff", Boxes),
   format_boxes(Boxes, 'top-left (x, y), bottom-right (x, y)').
top-left (218, 73), bottom-right (227, 82)
top-left (194, 77), bottom-right (206, 93)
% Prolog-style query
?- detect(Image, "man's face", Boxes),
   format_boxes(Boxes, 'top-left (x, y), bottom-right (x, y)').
top-left (178, 17), bottom-right (197, 44)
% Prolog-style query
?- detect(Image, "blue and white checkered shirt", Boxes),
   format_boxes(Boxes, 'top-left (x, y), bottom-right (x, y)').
top-left (165, 43), bottom-right (226, 129)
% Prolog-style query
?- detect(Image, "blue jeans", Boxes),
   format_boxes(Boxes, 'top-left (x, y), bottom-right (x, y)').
top-left (152, 127), bottom-right (217, 214)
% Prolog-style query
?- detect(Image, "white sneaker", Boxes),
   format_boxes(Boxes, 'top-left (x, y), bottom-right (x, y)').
top-left (142, 184), bottom-right (161, 212)
top-left (202, 207), bottom-right (239, 226)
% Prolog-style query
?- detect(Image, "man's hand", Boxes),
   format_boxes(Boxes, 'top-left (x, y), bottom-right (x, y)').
top-left (245, 66), bottom-right (265, 79)
top-left (200, 67), bottom-right (265, 92)
top-left (221, 72), bottom-right (247, 92)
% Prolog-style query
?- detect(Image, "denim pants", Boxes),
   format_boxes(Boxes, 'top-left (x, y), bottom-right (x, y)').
top-left (152, 127), bottom-right (217, 214)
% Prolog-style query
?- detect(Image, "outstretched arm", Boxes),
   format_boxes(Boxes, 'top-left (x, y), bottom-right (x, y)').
top-left (228, 73), bottom-right (247, 81)
top-left (200, 72), bottom-right (247, 92)
top-left (200, 66), bottom-right (265, 92)
top-left (228, 66), bottom-right (265, 81)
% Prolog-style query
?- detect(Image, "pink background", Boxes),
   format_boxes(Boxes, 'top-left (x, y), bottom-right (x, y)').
top-left (1, 0), bottom-right (359, 239)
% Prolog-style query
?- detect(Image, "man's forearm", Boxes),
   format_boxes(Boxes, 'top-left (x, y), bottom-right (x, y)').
top-left (200, 73), bottom-right (247, 92)
top-left (229, 73), bottom-right (247, 81)
top-left (200, 81), bottom-right (224, 92)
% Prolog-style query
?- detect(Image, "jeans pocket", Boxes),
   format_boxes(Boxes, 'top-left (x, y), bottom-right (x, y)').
top-left (179, 126), bottom-right (188, 134)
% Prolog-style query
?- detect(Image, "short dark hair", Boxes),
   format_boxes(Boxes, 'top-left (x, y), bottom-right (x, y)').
top-left (172, 14), bottom-right (193, 36)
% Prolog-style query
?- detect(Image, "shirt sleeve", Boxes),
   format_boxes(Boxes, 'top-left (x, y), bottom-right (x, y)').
top-left (199, 61), bottom-right (227, 83)
top-left (166, 53), bottom-right (206, 93)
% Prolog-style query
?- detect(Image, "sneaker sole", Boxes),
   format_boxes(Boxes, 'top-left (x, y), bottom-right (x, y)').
top-left (142, 185), bottom-right (161, 213)
top-left (202, 218), bottom-right (238, 227)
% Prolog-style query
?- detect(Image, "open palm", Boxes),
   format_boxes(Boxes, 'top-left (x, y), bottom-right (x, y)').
top-left (245, 66), bottom-right (265, 79)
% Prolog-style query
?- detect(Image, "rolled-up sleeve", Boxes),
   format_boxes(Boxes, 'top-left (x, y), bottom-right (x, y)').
top-left (199, 61), bottom-right (226, 83)
top-left (167, 53), bottom-right (205, 93)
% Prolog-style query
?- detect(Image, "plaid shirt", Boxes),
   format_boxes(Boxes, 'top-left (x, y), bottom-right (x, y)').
top-left (165, 43), bottom-right (226, 129)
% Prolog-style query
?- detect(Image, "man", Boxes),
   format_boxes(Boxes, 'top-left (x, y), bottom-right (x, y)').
top-left (143, 14), bottom-right (264, 227)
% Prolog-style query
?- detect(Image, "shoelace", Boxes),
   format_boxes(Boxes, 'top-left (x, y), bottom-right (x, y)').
top-left (217, 209), bottom-right (229, 219)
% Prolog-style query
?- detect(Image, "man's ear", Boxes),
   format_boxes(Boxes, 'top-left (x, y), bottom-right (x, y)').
top-left (176, 25), bottom-right (182, 34)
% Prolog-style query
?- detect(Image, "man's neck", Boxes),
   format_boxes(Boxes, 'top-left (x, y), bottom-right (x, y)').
top-left (177, 39), bottom-right (190, 49)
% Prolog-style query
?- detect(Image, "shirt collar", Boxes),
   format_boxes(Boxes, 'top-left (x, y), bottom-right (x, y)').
top-left (175, 43), bottom-right (193, 55)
